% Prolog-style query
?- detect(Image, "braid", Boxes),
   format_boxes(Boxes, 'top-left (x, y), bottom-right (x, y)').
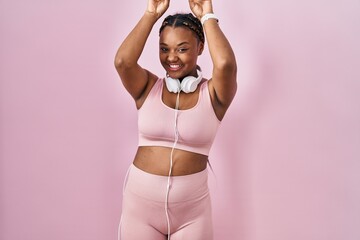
top-left (159, 13), bottom-right (205, 43)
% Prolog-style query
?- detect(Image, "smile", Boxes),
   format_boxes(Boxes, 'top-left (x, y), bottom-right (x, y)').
top-left (168, 64), bottom-right (183, 71)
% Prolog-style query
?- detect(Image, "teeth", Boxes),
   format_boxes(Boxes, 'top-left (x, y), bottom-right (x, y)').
top-left (169, 64), bottom-right (181, 69)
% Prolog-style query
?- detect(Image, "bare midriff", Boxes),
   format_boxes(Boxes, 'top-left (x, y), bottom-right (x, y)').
top-left (133, 146), bottom-right (208, 176)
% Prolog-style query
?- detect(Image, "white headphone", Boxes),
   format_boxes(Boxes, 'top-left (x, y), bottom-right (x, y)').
top-left (165, 69), bottom-right (203, 93)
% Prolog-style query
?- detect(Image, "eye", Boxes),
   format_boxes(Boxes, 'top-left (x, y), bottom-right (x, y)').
top-left (178, 48), bottom-right (188, 53)
top-left (160, 47), bottom-right (168, 52)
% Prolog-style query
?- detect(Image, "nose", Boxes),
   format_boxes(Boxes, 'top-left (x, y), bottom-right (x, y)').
top-left (167, 51), bottom-right (178, 62)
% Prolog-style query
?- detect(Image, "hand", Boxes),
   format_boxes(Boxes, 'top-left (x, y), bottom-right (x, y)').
top-left (188, 0), bottom-right (213, 19)
top-left (147, 0), bottom-right (170, 19)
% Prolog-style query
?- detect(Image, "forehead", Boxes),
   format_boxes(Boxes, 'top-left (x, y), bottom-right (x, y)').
top-left (159, 26), bottom-right (198, 45)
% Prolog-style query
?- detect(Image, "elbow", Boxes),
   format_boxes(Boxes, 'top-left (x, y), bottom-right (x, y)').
top-left (114, 50), bottom-right (135, 71)
top-left (114, 55), bottom-right (127, 70)
top-left (215, 58), bottom-right (237, 75)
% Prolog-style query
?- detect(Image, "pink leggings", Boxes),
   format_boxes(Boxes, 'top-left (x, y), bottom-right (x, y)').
top-left (118, 164), bottom-right (213, 240)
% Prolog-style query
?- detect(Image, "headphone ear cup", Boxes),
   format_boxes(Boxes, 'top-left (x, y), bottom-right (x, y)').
top-left (180, 76), bottom-right (195, 93)
top-left (165, 76), bottom-right (181, 93)
top-left (180, 69), bottom-right (203, 93)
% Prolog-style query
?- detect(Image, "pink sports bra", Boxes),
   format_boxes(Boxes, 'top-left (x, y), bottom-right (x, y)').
top-left (138, 78), bottom-right (221, 156)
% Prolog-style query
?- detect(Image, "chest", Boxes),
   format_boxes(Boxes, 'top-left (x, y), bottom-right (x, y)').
top-left (138, 80), bottom-right (219, 144)
top-left (161, 84), bottom-right (201, 110)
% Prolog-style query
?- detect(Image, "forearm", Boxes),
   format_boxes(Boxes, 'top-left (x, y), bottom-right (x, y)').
top-left (114, 12), bottom-right (158, 68)
top-left (203, 19), bottom-right (236, 73)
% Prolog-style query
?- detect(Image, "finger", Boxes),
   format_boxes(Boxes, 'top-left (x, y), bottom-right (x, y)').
top-left (188, 0), bottom-right (195, 8)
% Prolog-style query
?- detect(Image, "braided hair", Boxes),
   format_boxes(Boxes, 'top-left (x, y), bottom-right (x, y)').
top-left (159, 13), bottom-right (205, 44)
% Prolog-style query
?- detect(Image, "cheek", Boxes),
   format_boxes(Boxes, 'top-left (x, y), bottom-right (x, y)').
top-left (159, 55), bottom-right (167, 69)
top-left (185, 52), bottom-right (199, 64)
top-left (159, 53), bottom-right (166, 63)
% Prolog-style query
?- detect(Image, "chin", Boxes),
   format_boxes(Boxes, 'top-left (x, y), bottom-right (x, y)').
top-left (166, 71), bottom-right (182, 80)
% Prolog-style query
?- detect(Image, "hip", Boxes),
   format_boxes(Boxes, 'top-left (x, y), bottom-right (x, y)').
top-left (124, 163), bottom-right (210, 203)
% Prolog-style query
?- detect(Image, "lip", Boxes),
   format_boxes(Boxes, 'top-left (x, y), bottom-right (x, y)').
top-left (167, 64), bottom-right (183, 72)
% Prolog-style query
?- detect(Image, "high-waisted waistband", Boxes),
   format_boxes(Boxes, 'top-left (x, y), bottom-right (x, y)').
top-left (124, 164), bottom-right (209, 203)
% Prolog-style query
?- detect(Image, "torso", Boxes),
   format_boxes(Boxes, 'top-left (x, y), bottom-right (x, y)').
top-left (133, 75), bottom-right (222, 176)
top-left (133, 146), bottom-right (208, 176)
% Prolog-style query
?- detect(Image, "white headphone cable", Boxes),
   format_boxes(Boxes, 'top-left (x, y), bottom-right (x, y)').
top-left (165, 91), bottom-right (180, 240)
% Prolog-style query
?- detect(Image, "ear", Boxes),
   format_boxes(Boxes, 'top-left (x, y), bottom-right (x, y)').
top-left (198, 42), bottom-right (204, 56)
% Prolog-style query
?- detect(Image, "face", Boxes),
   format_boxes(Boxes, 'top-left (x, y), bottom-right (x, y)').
top-left (159, 26), bottom-right (204, 80)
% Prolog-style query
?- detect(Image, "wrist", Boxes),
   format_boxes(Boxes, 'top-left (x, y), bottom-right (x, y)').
top-left (200, 13), bottom-right (219, 25)
top-left (200, 11), bottom-right (214, 19)
top-left (144, 10), bottom-right (160, 22)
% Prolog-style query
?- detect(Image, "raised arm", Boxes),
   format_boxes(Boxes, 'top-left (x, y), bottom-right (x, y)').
top-left (114, 0), bottom-right (169, 101)
top-left (189, 0), bottom-right (237, 117)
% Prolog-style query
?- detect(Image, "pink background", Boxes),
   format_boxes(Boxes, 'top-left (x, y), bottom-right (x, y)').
top-left (1, 0), bottom-right (360, 239)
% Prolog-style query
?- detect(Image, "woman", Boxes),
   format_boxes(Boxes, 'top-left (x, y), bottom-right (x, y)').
top-left (114, 0), bottom-right (237, 239)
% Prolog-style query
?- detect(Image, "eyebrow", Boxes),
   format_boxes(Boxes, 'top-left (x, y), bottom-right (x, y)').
top-left (159, 41), bottom-right (190, 46)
